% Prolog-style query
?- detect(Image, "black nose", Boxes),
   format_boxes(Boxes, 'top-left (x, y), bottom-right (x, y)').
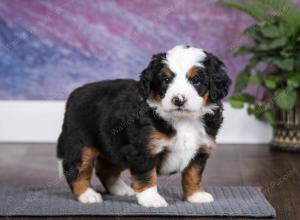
top-left (172, 96), bottom-right (186, 107)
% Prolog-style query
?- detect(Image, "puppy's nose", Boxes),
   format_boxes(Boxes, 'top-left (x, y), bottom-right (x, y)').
top-left (172, 95), bottom-right (186, 107)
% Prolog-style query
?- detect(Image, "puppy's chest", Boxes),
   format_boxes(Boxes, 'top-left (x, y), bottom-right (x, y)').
top-left (154, 121), bottom-right (211, 175)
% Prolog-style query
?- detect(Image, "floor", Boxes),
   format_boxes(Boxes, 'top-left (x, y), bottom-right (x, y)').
top-left (0, 143), bottom-right (299, 220)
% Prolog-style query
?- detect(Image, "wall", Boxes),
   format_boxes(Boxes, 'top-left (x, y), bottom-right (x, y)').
top-left (1, 0), bottom-right (258, 100)
top-left (0, 101), bottom-right (273, 143)
top-left (2, 0), bottom-right (293, 142)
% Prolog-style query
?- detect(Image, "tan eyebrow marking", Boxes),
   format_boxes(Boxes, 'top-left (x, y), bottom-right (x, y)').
top-left (187, 66), bottom-right (200, 78)
top-left (162, 67), bottom-right (172, 77)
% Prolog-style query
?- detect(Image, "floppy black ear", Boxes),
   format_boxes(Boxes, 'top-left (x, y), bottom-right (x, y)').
top-left (204, 53), bottom-right (232, 102)
top-left (138, 68), bottom-right (153, 100)
top-left (138, 53), bottom-right (166, 100)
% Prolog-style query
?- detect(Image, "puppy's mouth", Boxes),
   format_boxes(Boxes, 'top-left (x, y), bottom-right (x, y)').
top-left (169, 107), bottom-right (190, 113)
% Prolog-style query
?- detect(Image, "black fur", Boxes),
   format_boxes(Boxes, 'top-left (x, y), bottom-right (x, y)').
top-left (192, 152), bottom-right (210, 178)
top-left (57, 49), bottom-right (231, 192)
top-left (138, 53), bottom-right (168, 100)
top-left (204, 103), bottom-right (224, 139)
top-left (204, 52), bottom-right (232, 102)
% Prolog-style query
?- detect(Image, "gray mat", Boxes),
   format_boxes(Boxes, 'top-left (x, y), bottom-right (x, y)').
top-left (0, 185), bottom-right (276, 217)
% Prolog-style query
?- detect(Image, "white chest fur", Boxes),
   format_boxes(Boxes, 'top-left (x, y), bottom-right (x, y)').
top-left (158, 119), bottom-right (212, 175)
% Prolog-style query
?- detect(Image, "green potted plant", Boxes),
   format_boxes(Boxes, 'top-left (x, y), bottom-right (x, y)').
top-left (220, 0), bottom-right (300, 151)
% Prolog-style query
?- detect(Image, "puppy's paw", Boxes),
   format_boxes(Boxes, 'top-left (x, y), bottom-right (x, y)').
top-left (136, 186), bottom-right (168, 208)
top-left (107, 178), bottom-right (135, 196)
top-left (78, 187), bottom-right (103, 204)
top-left (187, 191), bottom-right (214, 203)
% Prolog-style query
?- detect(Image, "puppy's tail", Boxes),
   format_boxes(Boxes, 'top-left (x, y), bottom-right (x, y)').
top-left (57, 159), bottom-right (63, 179)
top-left (56, 133), bottom-right (64, 159)
top-left (57, 133), bottom-right (64, 179)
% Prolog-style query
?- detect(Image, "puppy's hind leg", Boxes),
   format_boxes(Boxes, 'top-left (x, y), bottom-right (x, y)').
top-left (63, 146), bottom-right (103, 204)
top-left (95, 156), bottom-right (134, 196)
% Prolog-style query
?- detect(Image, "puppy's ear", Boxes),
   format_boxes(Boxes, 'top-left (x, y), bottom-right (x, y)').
top-left (204, 53), bottom-right (232, 102)
top-left (138, 53), bottom-right (166, 100)
top-left (138, 68), bottom-right (153, 100)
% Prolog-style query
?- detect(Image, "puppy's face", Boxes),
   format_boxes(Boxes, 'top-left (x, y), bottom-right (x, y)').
top-left (139, 45), bottom-right (231, 119)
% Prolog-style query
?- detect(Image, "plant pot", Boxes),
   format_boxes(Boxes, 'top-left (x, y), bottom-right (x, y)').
top-left (271, 93), bottom-right (300, 152)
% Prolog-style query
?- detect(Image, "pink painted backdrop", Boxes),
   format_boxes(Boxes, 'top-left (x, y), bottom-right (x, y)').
top-left (0, 0), bottom-right (298, 100)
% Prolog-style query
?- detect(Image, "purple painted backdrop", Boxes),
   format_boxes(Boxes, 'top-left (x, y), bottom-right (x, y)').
top-left (0, 0), bottom-right (298, 100)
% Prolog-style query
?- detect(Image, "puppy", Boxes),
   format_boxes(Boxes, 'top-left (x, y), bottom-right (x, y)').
top-left (57, 45), bottom-right (231, 207)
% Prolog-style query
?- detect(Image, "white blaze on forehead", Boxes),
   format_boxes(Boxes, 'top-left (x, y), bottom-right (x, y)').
top-left (164, 45), bottom-right (206, 75)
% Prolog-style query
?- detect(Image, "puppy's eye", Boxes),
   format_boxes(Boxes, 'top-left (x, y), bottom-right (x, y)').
top-left (163, 77), bottom-right (171, 83)
top-left (191, 76), bottom-right (201, 85)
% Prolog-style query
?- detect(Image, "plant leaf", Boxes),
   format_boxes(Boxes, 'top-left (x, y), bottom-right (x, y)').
top-left (264, 75), bottom-right (278, 89)
top-left (241, 94), bottom-right (256, 103)
top-left (263, 110), bottom-right (276, 124)
top-left (247, 104), bottom-right (265, 118)
top-left (233, 45), bottom-right (253, 56)
top-left (248, 57), bottom-right (260, 68)
top-left (249, 71), bottom-right (263, 85)
top-left (274, 88), bottom-right (297, 110)
top-left (244, 25), bottom-right (264, 40)
top-left (258, 0), bottom-right (300, 28)
top-left (287, 72), bottom-right (300, 88)
top-left (229, 93), bottom-right (255, 109)
top-left (260, 24), bottom-right (281, 38)
top-left (219, 0), bottom-right (271, 21)
top-left (270, 58), bottom-right (294, 71)
top-left (295, 53), bottom-right (300, 70)
top-left (247, 105), bottom-right (276, 124)
top-left (256, 37), bottom-right (287, 51)
top-left (229, 97), bottom-right (244, 108)
top-left (234, 71), bottom-right (250, 92)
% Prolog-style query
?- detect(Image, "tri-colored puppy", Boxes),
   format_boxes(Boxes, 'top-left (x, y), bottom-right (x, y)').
top-left (57, 45), bottom-right (231, 207)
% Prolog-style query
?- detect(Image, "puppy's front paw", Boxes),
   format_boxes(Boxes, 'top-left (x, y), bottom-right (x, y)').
top-left (136, 186), bottom-right (168, 207)
top-left (78, 187), bottom-right (103, 204)
top-left (187, 191), bottom-right (214, 203)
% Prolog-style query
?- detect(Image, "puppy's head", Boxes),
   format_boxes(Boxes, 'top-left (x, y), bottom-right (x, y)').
top-left (139, 45), bottom-right (231, 119)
